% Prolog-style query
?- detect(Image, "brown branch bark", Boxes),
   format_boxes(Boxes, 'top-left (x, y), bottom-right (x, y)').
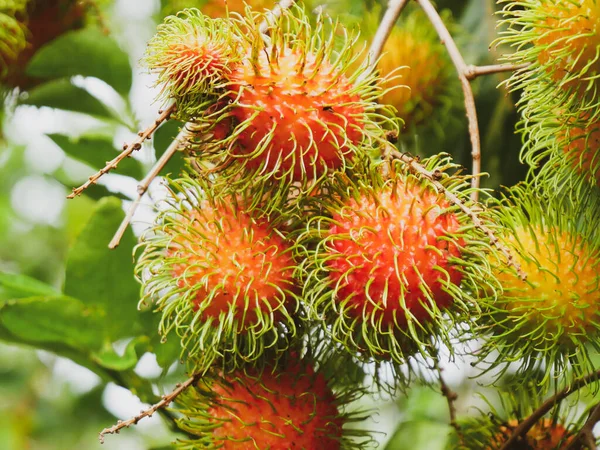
top-left (465, 63), bottom-right (530, 80)
top-left (499, 369), bottom-right (600, 450)
top-left (365, 0), bottom-right (411, 72)
top-left (567, 402), bottom-right (600, 450)
top-left (99, 373), bottom-right (201, 444)
top-left (415, 0), bottom-right (481, 201)
top-left (67, 105), bottom-right (175, 199)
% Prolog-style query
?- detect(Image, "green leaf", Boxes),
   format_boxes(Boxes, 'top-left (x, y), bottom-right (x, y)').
top-left (92, 336), bottom-right (149, 371)
top-left (49, 133), bottom-right (144, 180)
top-left (26, 28), bottom-right (132, 95)
top-left (154, 119), bottom-right (186, 177)
top-left (63, 197), bottom-right (140, 340)
top-left (20, 79), bottom-right (114, 120)
top-left (0, 295), bottom-right (105, 352)
top-left (384, 420), bottom-right (450, 450)
top-left (0, 272), bottom-right (58, 301)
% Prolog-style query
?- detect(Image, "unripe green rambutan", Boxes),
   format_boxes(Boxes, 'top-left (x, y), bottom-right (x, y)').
top-left (144, 8), bottom-right (243, 119)
top-left (173, 354), bottom-right (371, 449)
top-left (477, 185), bottom-right (600, 382)
top-left (135, 177), bottom-right (301, 371)
top-left (299, 156), bottom-right (498, 370)
top-left (186, 5), bottom-right (397, 205)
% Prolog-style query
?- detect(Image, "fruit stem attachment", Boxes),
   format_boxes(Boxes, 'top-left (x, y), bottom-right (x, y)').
top-left (387, 145), bottom-right (526, 280)
top-left (365, 0), bottom-right (410, 73)
top-left (434, 359), bottom-right (460, 433)
top-left (566, 402), bottom-right (600, 450)
top-left (108, 124), bottom-right (193, 249)
top-left (498, 369), bottom-right (600, 450)
top-left (98, 372), bottom-right (202, 444)
top-left (67, 104), bottom-right (176, 199)
top-left (464, 63), bottom-right (531, 81)
top-left (259, 0), bottom-right (297, 34)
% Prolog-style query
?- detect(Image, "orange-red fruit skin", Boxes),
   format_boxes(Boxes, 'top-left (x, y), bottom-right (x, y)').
top-left (207, 362), bottom-right (343, 449)
top-left (169, 205), bottom-right (296, 325)
top-left (226, 48), bottom-right (365, 180)
top-left (326, 182), bottom-right (464, 326)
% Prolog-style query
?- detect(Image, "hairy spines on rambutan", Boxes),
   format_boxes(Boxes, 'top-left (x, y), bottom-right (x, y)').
top-left (185, 4), bottom-right (398, 206)
top-left (476, 184), bottom-right (600, 383)
top-left (498, 0), bottom-right (600, 125)
top-left (298, 155), bottom-right (498, 372)
top-left (135, 176), bottom-right (302, 372)
top-left (173, 354), bottom-right (371, 450)
top-left (144, 8), bottom-right (243, 119)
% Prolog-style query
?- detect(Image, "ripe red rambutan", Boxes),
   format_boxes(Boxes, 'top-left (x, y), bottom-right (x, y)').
top-left (174, 355), bottom-right (369, 449)
top-left (136, 177), bottom-right (300, 370)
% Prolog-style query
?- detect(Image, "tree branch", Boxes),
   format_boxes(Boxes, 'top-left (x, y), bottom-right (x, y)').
top-left (365, 0), bottom-right (411, 72)
top-left (567, 402), bottom-right (600, 450)
top-left (414, 0), bottom-right (481, 201)
top-left (99, 373), bottom-right (202, 444)
top-left (108, 125), bottom-right (193, 249)
top-left (499, 369), bottom-right (600, 450)
top-left (465, 63), bottom-right (530, 80)
top-left (67, 105), bottom-right (176, 199)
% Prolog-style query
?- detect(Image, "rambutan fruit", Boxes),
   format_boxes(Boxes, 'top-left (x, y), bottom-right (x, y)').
top-left (477, 185), bottom-right (600, 382)
top-left (135, 177), bottom-right (301, 371)
top-left (498, 0), bottom-right (600, 123)
top-left (299, 156), bottom-right (498, 368)
top-left (173, 354), bottom-right (370, 449)
top-left (144, 8), bottom-right (243, 119)
top-left (187, 5), bottom-right (397, 202)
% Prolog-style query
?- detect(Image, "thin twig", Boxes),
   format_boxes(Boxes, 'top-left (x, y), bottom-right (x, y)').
top-left (108, 126), bottom-right (192, 249)
top-left (567, 402), bottom-right (600, 450)
top-left (67, 105), bottom-right (176, 199)
top-left (415, 0), bottom-right (481, 201)
top-left (99, 373), bottom-right (201, 444)
top-left (388, 146), bottom-right (526, 280)
top-left (465, 63), bottom-right (530, 80)
top-left (434, 361), bottom-right (459, 431)
top-left (365, 0), bottom-right (411, 73)
top-left (499, 369), bottom-right (600, 450)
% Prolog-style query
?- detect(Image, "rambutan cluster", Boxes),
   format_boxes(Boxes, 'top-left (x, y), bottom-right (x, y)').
top-left (133, 2), bottom-right (507, 447)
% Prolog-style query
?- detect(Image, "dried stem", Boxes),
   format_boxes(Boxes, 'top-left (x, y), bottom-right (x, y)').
top-left (414, 0), bottom-right (481, 201)
top-left (99, 372), bottom-right (201, 444)
top-left (434, 361), bottom-right (459, 431)
top-left (566, 402), bottom-right (600, 450)
top-left (259, 0), bottom-right (297, 34)
top-left (365, 0), bottom-right (410, 72)
top-left (499, 369), bottom-right (600, 450)
top-left (108, 126), bottom-right (192, 249)
top-left (465, 63), bottom-right (530, 80)
top-left (388, 146), bottom-right (526, 280)
top-left (67, 105), bottom-right (175, 199)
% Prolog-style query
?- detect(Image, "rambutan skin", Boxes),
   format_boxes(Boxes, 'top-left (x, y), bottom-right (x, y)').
top-left (135, 178), bottom-right (301, 369)
top-left (561, 117), bottom-right (600, 185)
top-left (487, 419), bottom-right (577, 450)
top-left (174, 359), bottom-right (346, 450)
top-left (225, 47), bottom-right (366, 180)
top-left (493, 225), bottom-right (600, 340)
top-left (324, 179), bottom-right (464, 327)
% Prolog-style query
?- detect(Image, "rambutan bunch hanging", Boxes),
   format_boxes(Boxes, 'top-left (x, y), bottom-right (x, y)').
top-left (135, 176), bottom-right (303, 372)
top-left (497, 0), bottom-right (600, 132)
top-left (182, 4), bottom-right (398, 211)
top-left (476, 184), bottom-right (600, 384)
top-left (298, 155), bottom-right (499, 377)
top-left (144, 8), bottom-right (244, 119)
top-left (0, 1), bottom-right (29, 80)
top-left (172, 351), bottom-right (372, 449)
